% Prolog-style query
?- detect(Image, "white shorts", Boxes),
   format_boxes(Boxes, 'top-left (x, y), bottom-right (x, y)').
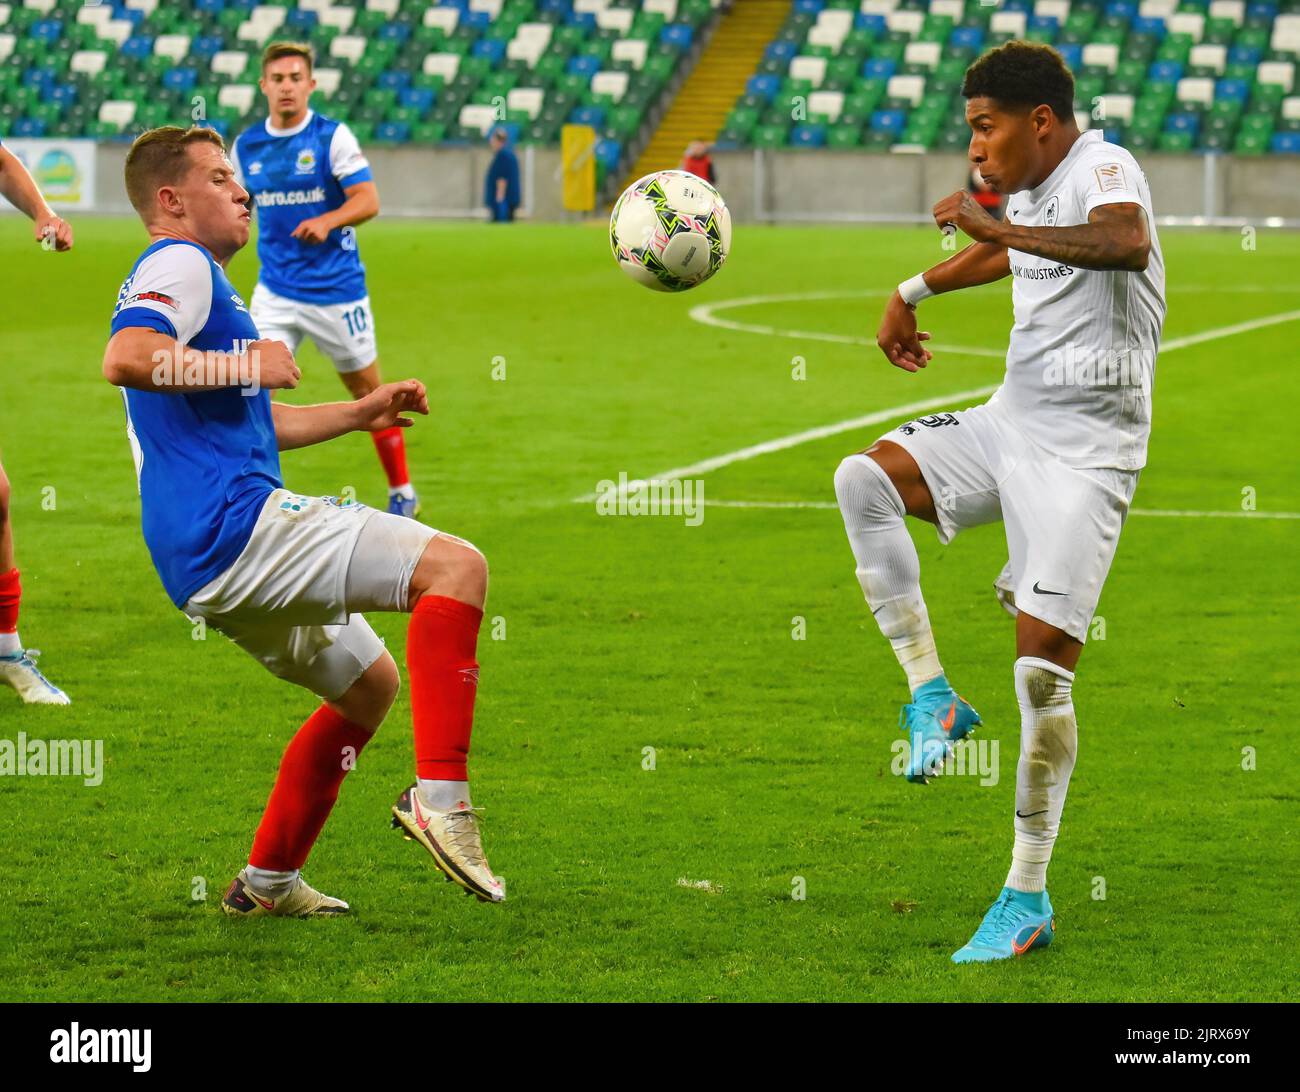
top-left (250, 283), bottom-right (378, 373)
top-left (883, 400), bottom-right (1139, 643)
top-left (183, 489), bottom-right (438, 701)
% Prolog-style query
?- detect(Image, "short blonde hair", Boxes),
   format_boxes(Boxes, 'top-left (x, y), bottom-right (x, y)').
top-left (123, 126), bottom-right (226, 217)
top-left (262, 41), bottom-right (314, 72)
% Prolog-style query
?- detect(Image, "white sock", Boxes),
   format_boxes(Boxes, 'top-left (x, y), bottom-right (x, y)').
top-left (245, 864), bottom-right (299, 899)
top-left (834, 454), bottom-right (943, 693)
top-left (418, 778), bottom-right (472, 812)
top-left (1005, 657), bottom-right (1078, 894)
top-left (0, 631), bottom-right (20, 658)
top-left (389, 483), bottom-right (415, 499)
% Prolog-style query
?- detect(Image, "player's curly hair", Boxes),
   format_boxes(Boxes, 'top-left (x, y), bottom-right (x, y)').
top-left (124, 126), bottom-right (226, 217)
top-left (962, 41), bottom-right (1075, 122)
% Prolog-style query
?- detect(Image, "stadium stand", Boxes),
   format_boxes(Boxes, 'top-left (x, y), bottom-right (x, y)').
top-left (0, 0), bottom-right (728, 187)
top-left (715, 0), bottom-right (1300, 156)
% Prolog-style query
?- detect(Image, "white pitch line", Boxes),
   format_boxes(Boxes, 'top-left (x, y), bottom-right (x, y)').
top-left (694, 499), bottom-right (1300, 520)
top-left (572, 306), bottom-right (1300, 505)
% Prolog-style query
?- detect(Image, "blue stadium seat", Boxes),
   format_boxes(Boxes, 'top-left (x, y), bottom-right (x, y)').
top-left (115, 7), bottom-right (146, 27)
top-left (869, 109), bottom-right (906, 135)
top-left (121, 37), bottom-right (154, 61)
top-left (23, 66), bottom-right (56, 90)
top-left (949, 27), bottom-right (985, 52)
top-left (1148, 60), bottom-right (1183, 83)
top-left (163, 68), bottom-right (199, 93)
top-left (1103, 1), bottom-right (1137, 20)
top-left (568, 55), bottom-right (600, 78)
top-left (746, 74), bottom-right (780, 101)
top-left (376, 122), bottom-right (411, 143)
top-left (464, 10), bottom-right (492, 31)
top-left (400, 88), bottom-right (436, 112)
top-left (793, 0), bottom-right (826, 14)
top-left (46, 83), bottom-right (77, 107)
top-left (14, 118), bottom-right (46, 137)
top-left (191, 36), bottom-right (223, 61)
top-left (473, 39), bottom-right (506, 65)
top-left (202, 119), bottom-right (230, 140)
top-left (31, 19), bottom-right (62, 43)
top-left (570, 105), bottom-right (605, 128)
top-left (1057, 43), bottom-right (1082, 69)
top-left (1132, 16), bottom-right (1167, 37)
top-left (541, 0), bottom-right (572, 12)
top-left (377, 70), bottom-right (412, 92)
top-left (790, 123), bottom-right (827, 147)
top-left (855, 13), bottom-right (886, 35)
top-left (1028, 15), bottom-right (1060, 35)
top-left (1216, 78), bottom-right (1250, 102)
top-left (1164, 112), bottom-right (1199, 134)
top-left (380, 24), bottom-right (410, 45)
top-left (594, 137), bottom-right (621, 172)
top-left (659, 25), bottom-right (693, 50)
top-left (285, 8), bottom-right (318, 31)
top-left (195, 0), bottom-right (227, 13)
top-left (1247, 2), bottom-right (1279, 19)
top-left (566, 11), bottom-right (596, 31)
top-left (765, 41), bottom-right (798, 63)
top-left (863, 58), bottom-right (896, 81)
top-left (1001, 0), bottom-right (1031, 12)
top-left (1270, 132), bottom-right (1300, 153)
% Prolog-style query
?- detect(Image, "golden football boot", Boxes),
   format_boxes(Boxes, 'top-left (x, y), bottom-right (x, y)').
top-left (221, 869), bottom-right (349, 917)
top-left (390, 784), bottom-right (505, 903)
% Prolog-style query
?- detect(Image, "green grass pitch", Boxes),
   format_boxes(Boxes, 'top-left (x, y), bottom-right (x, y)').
top-left (0, 216), bottom-right (1296, 1001)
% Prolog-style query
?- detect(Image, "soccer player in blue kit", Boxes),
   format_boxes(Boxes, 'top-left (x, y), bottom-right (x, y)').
top-left (103, 126), bottom-right (505, 916)
top-left (232, 42), bottom-right (420, 518)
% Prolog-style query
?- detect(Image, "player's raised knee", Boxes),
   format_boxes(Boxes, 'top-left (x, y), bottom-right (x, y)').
top-left (331, 650), bottom-right (399, 731)
top-left (408, 533), bottom-right (488, 610)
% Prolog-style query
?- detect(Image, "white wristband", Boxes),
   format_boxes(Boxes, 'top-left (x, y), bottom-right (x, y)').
top-left (898, 273), bottom-right (934, 307)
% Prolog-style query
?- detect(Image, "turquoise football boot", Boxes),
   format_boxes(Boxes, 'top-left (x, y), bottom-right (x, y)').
top-left (902, 674), bottom-right (981, 783)
top-left (951, 887), bottom-right (1055, 964)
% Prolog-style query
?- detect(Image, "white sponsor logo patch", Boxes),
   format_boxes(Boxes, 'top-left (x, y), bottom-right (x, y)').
top-left (1094, 162), bottom-right (1127, 193)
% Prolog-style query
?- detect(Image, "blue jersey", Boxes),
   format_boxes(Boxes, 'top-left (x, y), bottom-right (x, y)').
top-left (111, 239), bottom-right (282, 608)
top-left (232, 111), bottom-right (373, 304)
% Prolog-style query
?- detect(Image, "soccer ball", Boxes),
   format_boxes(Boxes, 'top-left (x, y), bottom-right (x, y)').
top-left (609, 170), bottom-right (732, 292)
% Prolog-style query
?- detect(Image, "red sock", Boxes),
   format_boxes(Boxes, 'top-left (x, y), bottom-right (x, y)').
top-left (372, 426), bottom-right (410, 489)
top-left (249, 705), bottom-right (373, 872)
top-left (0, 568), bottom-right (19, 634)
top-left (407, 595), bottom-right (482, 781)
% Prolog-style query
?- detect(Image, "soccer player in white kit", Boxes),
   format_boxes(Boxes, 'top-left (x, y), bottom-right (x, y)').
top-left (0, 137), bottom-right (74, 705)
top-left (834, 42), bottom-right (1166, 962)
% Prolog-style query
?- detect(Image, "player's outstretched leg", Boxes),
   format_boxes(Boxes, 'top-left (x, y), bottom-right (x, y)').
top-left (833, 447), bottom-right (978, 782)
top-left (223, 655), bottom-right (399, 918)
top-left (0, 466), bottom-right (69, 705)
top-left (953, 641), bottom-right (1077, 962)
top-left (389, 533), bottom-right (505, 902)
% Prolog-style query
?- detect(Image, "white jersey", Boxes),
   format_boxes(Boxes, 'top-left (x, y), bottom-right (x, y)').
top-left (988, 129), bottom-right (1166, 470)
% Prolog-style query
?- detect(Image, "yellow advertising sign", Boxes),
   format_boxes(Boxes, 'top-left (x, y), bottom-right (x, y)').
top-left (561, 124), bottom-right (596, 213)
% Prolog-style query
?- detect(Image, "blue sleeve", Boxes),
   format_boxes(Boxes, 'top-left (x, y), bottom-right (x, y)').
top-left (111, 307), bottom-right (178, 338)
top-left (339, 166), bottom-right (373, 187)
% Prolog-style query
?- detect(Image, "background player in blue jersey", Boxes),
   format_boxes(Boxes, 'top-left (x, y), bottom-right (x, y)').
top-left (232, 42), bottom-right (420, 519)
top-left (0, 136), bottom-right (73, 705)
top-left (103, 126), bottom-right (505, 916)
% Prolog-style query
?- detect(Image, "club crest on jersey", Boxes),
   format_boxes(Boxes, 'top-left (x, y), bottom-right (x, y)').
top-left (1044, 195), bottom-right (1059, 227)
top-left (295, 149), bottom-right (316, 174)
top-left (230, 293), bottom-right (247, 313)
top-left (248, 160), bottom-right (263, 175)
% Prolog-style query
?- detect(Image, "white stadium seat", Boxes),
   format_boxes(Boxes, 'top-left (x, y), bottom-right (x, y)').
top-left (506, 87), bottom-right (545, 120)
top-left (903, 41), bottom-right (942, 69)
top-left (313, 67), bottom-right (342, 97)
top-left (1166, 12), bottom-right (1205, 42)
top-left (423, 7), bottom-right (459, 33)
top-left (592, 71), bottom-right (629, 102)
top-left (789, 55), bottom-right (828, 87)
top-left (1176, 77), bottom-right (1216, 108)
top-left (1075, 109), bottom-right (1094, 132)
top-left (469, 0), bottom-right (505, 17)
top-left (125, 0), bottom-right (159, 14)
top-left (885, 10), bottom-right (924, 36)
top-left (0, 34), bottom-right (13, 66)
top-left (98, 100), bottom-right (138, 130)
top-left (1207, 0), bottom-right (1245, 26)
top-left (1189, 44), bottom-right (1227, 74)
top-left (1082, 42), bottom-right (1120, 72)
top-left (76, 6), bottom-right (114, 31)
top-left (861, 0), bottom-right (899, 14)
top-left (218, 85), bottom-right (258, 115)
top-left (1095, 94), bottom-right (1134, 124)
top-left (1035, 1), bottom-right (1071, 23)
top-left (1275, 16), bottom-right (1300, 55)
top-left (1138, 0), bottom-right (1178, 17)
top-left (574, 0), bottom-right (613, 13)
top-left (328, 35), bottom-right (367, 66)
top-left (25, 0), bottom-right (57, 13)
top-left (990, 12), bottom-right (1027, 37)
top-left (887, 74), bottom-right (925, 106)
top-left (69, 50), bottom-right (110, 77)
top-left (249, 5), bottom-right (288, 32)
top-left (211, 51), bottom-right (250, 79)
top-left (807, 24), bottom-right (849, 52)
top-left (643, 0), bottom-right (679, 19)
top-left (807, 90), bottom-right (844, 123)
top-left (100, 20), bottom-right (135, 48)
top-left (612, 38), bottom-right (648, 70)
top-left (508, 23), bottom-right (552, 66)
top-left (1257, 61), bottom-right (1295, 93)
top-left (320, 7), bottom-right (357, 32)
top-left (154, 35), bottom-right (191, 64)
top-left (930, 0), bottom-right (964, 20)
top-left (595, 8), bottom-right (634, 33)
top-left (366, 0), bottom-right (402, 16)
top-left (423, 53), bottom-right (462, 82)
top-left (459, 103), bottom-right (499, 136)
top-left (1281, 96), bottom-right (1300, 121)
